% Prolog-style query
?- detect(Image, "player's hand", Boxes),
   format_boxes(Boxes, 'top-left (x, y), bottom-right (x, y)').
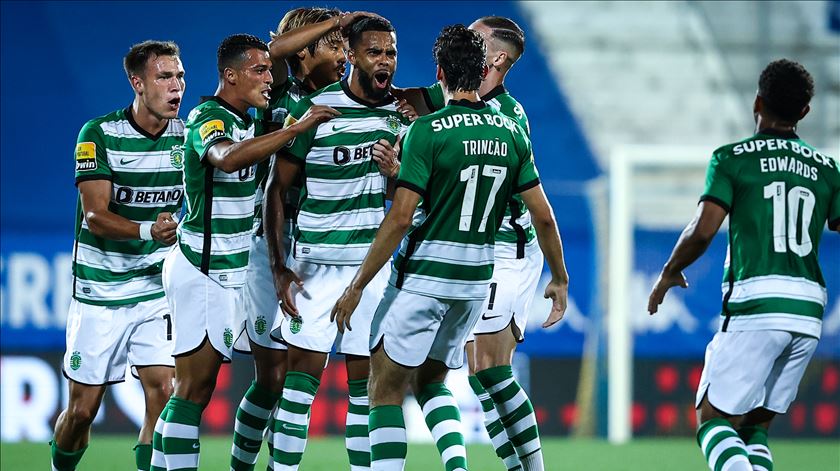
top-left (274, 266), bottom-right (304, 318)
top-left (542, 279), bottom-right (568, 328)
top-left (292, 105), bottom-right (340, 132)
top-left (151, 212), bottom-right (178, 246)
top-left (338, 11), bottom-right (384, 33)
top-left (372, 139), bottom-right (399, 177)
top-left (395, 98), bottom-right (418, 122)
top-left (647, 270), bottom-right (688, 315)
top-left (331, 285), bottom-right (363, 334)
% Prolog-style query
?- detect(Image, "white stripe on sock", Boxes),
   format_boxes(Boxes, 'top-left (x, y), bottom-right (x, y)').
top-left (700, 426), bottom-right (734, 456)
top-left (346, 436), bottom-right (369, 452)
top-left (162, 422), bottom-right (199, 439)
top-left (165, 452), bottom-right (200, 469)
top-left (370, 426), bottom-right (405, 444)
top-left (231, 445), bottom-right (258, 463)
top-left (421, 395), bottom-right (455, 415)
top-left (240, 398), bottom-right (273, 418)
top-left (484, 377), bottom-right (515, 395)
top-left (719, 453), bottom-right (752, 471)
top-left (709, 436), bottom-right (747, 470)
top-left (347, 412), bottom-right (368, 426)
top-left (440, 444), bottom-right (467, 465)
top-left (234, 420), bottom-right (265, 441)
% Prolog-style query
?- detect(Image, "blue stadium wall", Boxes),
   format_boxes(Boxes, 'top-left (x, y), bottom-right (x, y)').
top-left (1, 1), bottom-right (837, 441)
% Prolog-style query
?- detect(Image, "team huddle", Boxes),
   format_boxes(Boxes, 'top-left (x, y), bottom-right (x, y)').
top-left (52, 6), bottom-right (838, 471)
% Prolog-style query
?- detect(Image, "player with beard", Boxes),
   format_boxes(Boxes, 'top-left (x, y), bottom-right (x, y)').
top-left (265, 16), bottom-right (408, 471)
top-left (332, 24), bottom-right (568, 471)
top-left (149, 34), bottom-right (336, 471)
top-left (229, 8), bottom-right (370, 471)
top-left (393, 17), bottom-right (548, 470)
top-left (52, 40), bottom-right (184, 471)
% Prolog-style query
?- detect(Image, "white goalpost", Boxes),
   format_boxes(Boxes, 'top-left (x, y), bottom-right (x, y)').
top-left (607, 145), bottom-right (715, 444)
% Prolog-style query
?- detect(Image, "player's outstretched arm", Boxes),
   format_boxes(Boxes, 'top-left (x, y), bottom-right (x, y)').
top-left (265, 156), bottom-right (304, 317)
top-left (78, 180), bottom-right (177, 244)
top-left (205, 105), bottom-right (339, 173)
top-left (647, 201), bottom-right (728, 314)
top-left (331, 187), bottom-right (420, 332)
top-left (520, 184), bottom-right (569, 328)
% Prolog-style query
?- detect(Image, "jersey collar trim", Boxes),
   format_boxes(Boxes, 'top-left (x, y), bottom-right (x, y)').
top-left (481, 84), bottom-right (507, 101)
top-left (200, 96), bottom-right (253, 126)
top-left (757, 128), bottom-right (799, 140)
top-left (123, 106), bottom-right (168, 141)
top-left (340, 79), bottom-right (394, 108)
top-left (447, 99), bottom-right (488, 110)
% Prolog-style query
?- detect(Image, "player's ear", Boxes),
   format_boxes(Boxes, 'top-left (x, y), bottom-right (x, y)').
top-left (436, 65), bottom-right (444, 83)
top-left (129, 74), bottom-right (144, 95)
top-left (296, 49), bottom-right (307, 62)
top-left (753, 94), bottom-right (762, 115)
top-left (347, 46), bottom-right (357, 66)
top-left (224, 67), bottom-right (237, 85)
top-left (798, 104), bottom-right (810, 121)
top-left (494, 51), bottom-right (507, 70)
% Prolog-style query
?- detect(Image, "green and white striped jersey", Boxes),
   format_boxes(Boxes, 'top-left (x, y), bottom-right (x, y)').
top-left (73, 107), bottom-right (185, 306)
top-left (252, 77), bottom-right (313, 232)
top-left (701, 129), bottom-right (840, 338)
top-left (284, 79), bottom-right (409, 264)
top-left (393, 99), bottom-right (540, 300)
top-left (178, 96), bottom-right (257, 288)
top-left (424, 83), bottom-right (537, 258)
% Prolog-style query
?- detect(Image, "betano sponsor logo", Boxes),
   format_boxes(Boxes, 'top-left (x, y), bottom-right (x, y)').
top-left (114, 187), bottom-right (182, 205)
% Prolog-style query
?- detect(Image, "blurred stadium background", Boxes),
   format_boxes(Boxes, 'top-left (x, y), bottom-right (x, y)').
top-left (1, 1), bottom-right (838, 469)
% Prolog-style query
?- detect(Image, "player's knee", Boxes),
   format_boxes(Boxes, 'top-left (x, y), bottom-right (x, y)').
top-left (255, 368), bottom-right (285, 395)
top-left (173, 377), bottom-right (216, 407)
top-left (65, 403), bottom-right (98, 428)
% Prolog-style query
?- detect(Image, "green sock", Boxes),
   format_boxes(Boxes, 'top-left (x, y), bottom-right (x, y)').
top-left (696, 418), bottom-right (751, 471)
top-left (368, 405), bottom-right (407, 470)
top-left (50, 441), bottom-right (87, 471)
top-left (272, 371), bottom-right (320, 469)
top-left (476, 366), bottom-right (543, 469)
top-left (416, 382), bottom-right (468, 471)
top-left (739, 425), bottom-right (773, 471)
top-left (231, 381), bottom-right (282, 471)
top-left (161, 396), bottom-right (204, 471)
top-left (134, 443), bottom-right (152, 471)
top-left (468, 375), bottom-right (521, 470)
top-left (150, 403), bottom-right (169, 471)
top-left (346, 378), bottom-right (371, 470)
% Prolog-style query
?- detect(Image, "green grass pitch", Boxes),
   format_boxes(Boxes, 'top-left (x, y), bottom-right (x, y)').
top-left (2, 436), bottom-right (838, 470)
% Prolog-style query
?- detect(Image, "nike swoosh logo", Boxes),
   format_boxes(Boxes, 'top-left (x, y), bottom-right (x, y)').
top-left (481, 313), bottom-right (502, 321)
top-left (120, 158), bottom-right (140, 165)
top-left (331, 124), bottom-right (351, 132)
top-left (242, 440), bottom-right (261, 450)
top-left (282, 423), bottom-right (305, 432)
top-left (191, 443), bottom-right (200, 449)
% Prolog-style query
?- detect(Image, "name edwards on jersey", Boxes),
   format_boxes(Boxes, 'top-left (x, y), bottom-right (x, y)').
top-left (733, 137), bottom-right (836, 181)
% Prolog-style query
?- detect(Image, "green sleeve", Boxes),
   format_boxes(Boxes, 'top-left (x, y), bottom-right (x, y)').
top-left (190, 108), bottom-right (237, 161)
top-left (396, 122), bottom-right (433, 196)
top-left (514, 132), bottom-right (540, 193)
top-left (699, 151), bottom-right (734, 212)
top-left (283, 97), bottom-right (316, 163)
top-left (74, 120), bottom-right (111, 184)
top-left (422, 83), bottom-right (446, 112)
top-left (829, 159), bottom-right (840, 231)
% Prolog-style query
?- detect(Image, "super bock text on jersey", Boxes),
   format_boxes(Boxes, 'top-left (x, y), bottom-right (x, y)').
top-left (73, 107), bottom-right (185, 305)
top-left (701, 129), bottom-right (840, 338)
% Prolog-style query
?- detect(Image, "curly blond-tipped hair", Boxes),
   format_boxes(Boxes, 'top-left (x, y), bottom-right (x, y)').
top-left (272, 7), bottom-right (342, 73)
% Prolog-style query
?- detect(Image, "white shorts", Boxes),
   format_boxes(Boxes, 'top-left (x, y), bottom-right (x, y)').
top-left (271, 256), bottom-right (389, 356)
top-left (370, 285), bottom-right (484, 369)
top-left (695, 330), bottom-right (818, 415)
top-left (162, 245), bottom-right (241, 362)
top-left (234, 233), bottom-right (287, 353)
top-left (470, 249), bottom-right (543, 342)
top-left (63, 296), bottom-right (174, 385)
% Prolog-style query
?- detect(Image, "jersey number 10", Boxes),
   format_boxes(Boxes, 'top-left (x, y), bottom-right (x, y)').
top-left (459, 165), bottom-right (508, 232)
top-left (763, 181), bottom-right (815, 256)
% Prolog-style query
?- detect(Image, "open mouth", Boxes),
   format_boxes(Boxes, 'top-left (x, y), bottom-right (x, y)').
top-left (373, 71), bottom-right (390, 90)
top-left (337, 65), bottom-right (346, 77)
top-left (167, 97), bottom-right (181, 109)
top-left (261, 89), bottom-right (271, 101)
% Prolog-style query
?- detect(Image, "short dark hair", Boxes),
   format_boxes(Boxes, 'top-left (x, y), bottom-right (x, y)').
top-left (217, 34), bottom-right (269, 74)
top-left (758, 59), bottom-right (814, 121)
top-left (123, 40), bottom-right (180, 79)
top-left (275, 7), bottom-right (341, 74)
top-left (476, 16), bottom-right (525, 60)
top-left (433, 24), bottom-right (486, 93)
top-left (347, 16), bottom-right (395, 50)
